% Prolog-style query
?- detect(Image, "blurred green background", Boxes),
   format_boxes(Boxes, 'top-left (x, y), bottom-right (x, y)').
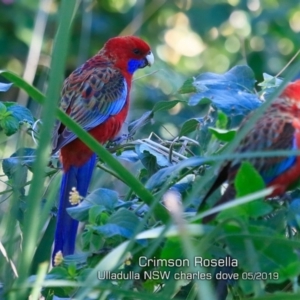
top-left (1, 0), bottom-right (300, 140)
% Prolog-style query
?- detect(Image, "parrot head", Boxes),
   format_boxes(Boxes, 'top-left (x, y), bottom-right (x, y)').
top-left (281, 80), bottom-right (300, 101)
top-left (100, 36), bottom-right (154, 74)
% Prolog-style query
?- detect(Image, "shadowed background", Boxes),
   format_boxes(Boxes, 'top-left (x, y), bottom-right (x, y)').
top-left (1, 0), bottom-right (300, 141)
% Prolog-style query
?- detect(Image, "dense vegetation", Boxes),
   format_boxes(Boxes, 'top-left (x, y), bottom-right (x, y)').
top-left (1, 0), bottom-right (300, 299)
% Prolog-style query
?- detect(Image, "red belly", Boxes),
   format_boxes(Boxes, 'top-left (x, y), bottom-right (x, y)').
top-left (60, 104), bottom-right (129, 171)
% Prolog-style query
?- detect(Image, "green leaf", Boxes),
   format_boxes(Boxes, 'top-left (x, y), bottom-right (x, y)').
top-left (252, 294), bottom-right (300, 300)
top-left (67, 188), bottom-right (119, 222)
top-left (0, 102), bottom-right (34, 136)
top-left (232, 162), bottom-right (272, 218)
top-left (146, 165), bottom-right (177, 190)
top-left (82, 227), bottom-right (105, 252)
top-left (47, 267), bottom-right (70, 280)
top-left (138, 144), bottom-right (170, 167)
top-left (216, 110), bottom-right (228, 129)
top-left (152, 100), bottom-right (183, 113)
top-left (136, 144), bottom-right (170, 176)
top-left (0, 82), bottom-right (12, 92)
top-left (42, 267), bottom-right (73, 298)
top-left (258, 73), bottom-right (283, 100)
top-left (258, 73), bottom-right (282, 88)
top-left (93, 208), bottom-right (142, 241)
top-left (208, 127), bottom-right (236, 142)
top-left (2, 148), bottom-right (36, 192)
top-left (86, 188), bottom-right (118, 211)
top-left (88, 206), bottom-right (107, 225)
top-left (196, 97), bottom-right (212, 105)
top-left (138, 150), bottom-right (159, 176)
top-left (187, 65), bottom-right (261, 126)
top-left (7, 103), bottom-right (34, 124)
top-left (161, 238), bottom-right (185, 262)
top-left (178, 118), bottom-right (200, 137)
top-left (146, 157), bottom-right (204, 190)
top-left (0, 114), bottom-right (19, 135)
top-left (235, 162), bottom-right (265, 198)
top-left (2, 148), bottom-right (36, 174)
top-left (224, 224), bottom-right (300, 283)
top-left (0, 102), bottom-right (7, 114)
top-left (178, 78), bottom-right (196, 94)
top-left (67, 264), bottom-right (77, 278)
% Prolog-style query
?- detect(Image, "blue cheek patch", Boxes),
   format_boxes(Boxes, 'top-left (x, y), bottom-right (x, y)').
top-left (127, 59), bottom-right (145, 74)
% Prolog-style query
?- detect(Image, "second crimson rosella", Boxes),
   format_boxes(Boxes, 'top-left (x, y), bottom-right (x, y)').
top-left (199, 80), bottom-right (300, 223)
top-left (51, 36), bottom-right (154, 262)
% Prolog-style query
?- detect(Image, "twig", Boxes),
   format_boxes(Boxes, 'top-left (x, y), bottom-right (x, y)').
top-left (276, 49), bottom-right (300, 78)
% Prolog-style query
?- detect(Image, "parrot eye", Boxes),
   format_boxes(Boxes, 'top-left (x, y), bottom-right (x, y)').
top-left (132, 48), bottom-right (142, 55)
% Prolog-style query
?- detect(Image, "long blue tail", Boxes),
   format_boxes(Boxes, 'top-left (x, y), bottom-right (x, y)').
top-left (52, 154), bottom-right (96, 262)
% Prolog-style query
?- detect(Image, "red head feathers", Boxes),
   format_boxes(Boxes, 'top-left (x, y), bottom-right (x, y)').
top-left (281, 79), bottom-right (300, 100)
top-left (99, 36), bottom-right (154, 74)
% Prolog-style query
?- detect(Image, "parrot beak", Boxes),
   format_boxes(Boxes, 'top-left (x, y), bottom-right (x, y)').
top-left (145, 51), bottom-right (154, 66)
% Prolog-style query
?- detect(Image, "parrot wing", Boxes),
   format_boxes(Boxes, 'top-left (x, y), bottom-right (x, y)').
top-left (53, 64), bottom-right (127, 152)
top-left (199, 112), bottom-right (296, 212)
top-left (235, 114), bottom-right (296, 184)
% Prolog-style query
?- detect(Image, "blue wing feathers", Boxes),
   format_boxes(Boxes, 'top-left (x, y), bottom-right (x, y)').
top-left (53, 67), bottom-right (128, 153)
top-left (262, 137), bottom-right (297, 184)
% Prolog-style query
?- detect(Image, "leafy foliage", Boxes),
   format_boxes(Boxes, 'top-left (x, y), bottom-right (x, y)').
top-left (0, 83), bottom-right (34, 137)
top-left (0, 82), bottom-right (12, 92)
top-left (180, 65), bottom-right (262, 126)
top-left (2, 1), bottom-right (300, 299)
top-left (68, 188), bottom-right (119, 222)
top-left (2, 61), bottom-right (300, 300)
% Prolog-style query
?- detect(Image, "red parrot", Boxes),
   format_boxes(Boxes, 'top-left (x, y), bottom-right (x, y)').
top-left (199, 80), bottom-right (300, 223)
top-left (52, 36), bottom-right (154, 261)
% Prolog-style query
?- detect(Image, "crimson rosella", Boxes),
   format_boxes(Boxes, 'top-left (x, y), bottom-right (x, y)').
top-left (199, 80), bottom-right (300, 223)
top-left (52, 36), bottom-right (154, 261)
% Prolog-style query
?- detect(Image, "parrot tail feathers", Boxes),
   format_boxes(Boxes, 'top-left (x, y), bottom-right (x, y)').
top-left (197, 162), bottom-right (231, 214)
top-left (52, 154), bottom-right (97, 263)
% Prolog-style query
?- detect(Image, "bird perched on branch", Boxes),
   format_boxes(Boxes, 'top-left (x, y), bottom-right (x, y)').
top-left (52, 36), bottom-right (154, 262)
top-left (199, 80), bottom-right (300, 223)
